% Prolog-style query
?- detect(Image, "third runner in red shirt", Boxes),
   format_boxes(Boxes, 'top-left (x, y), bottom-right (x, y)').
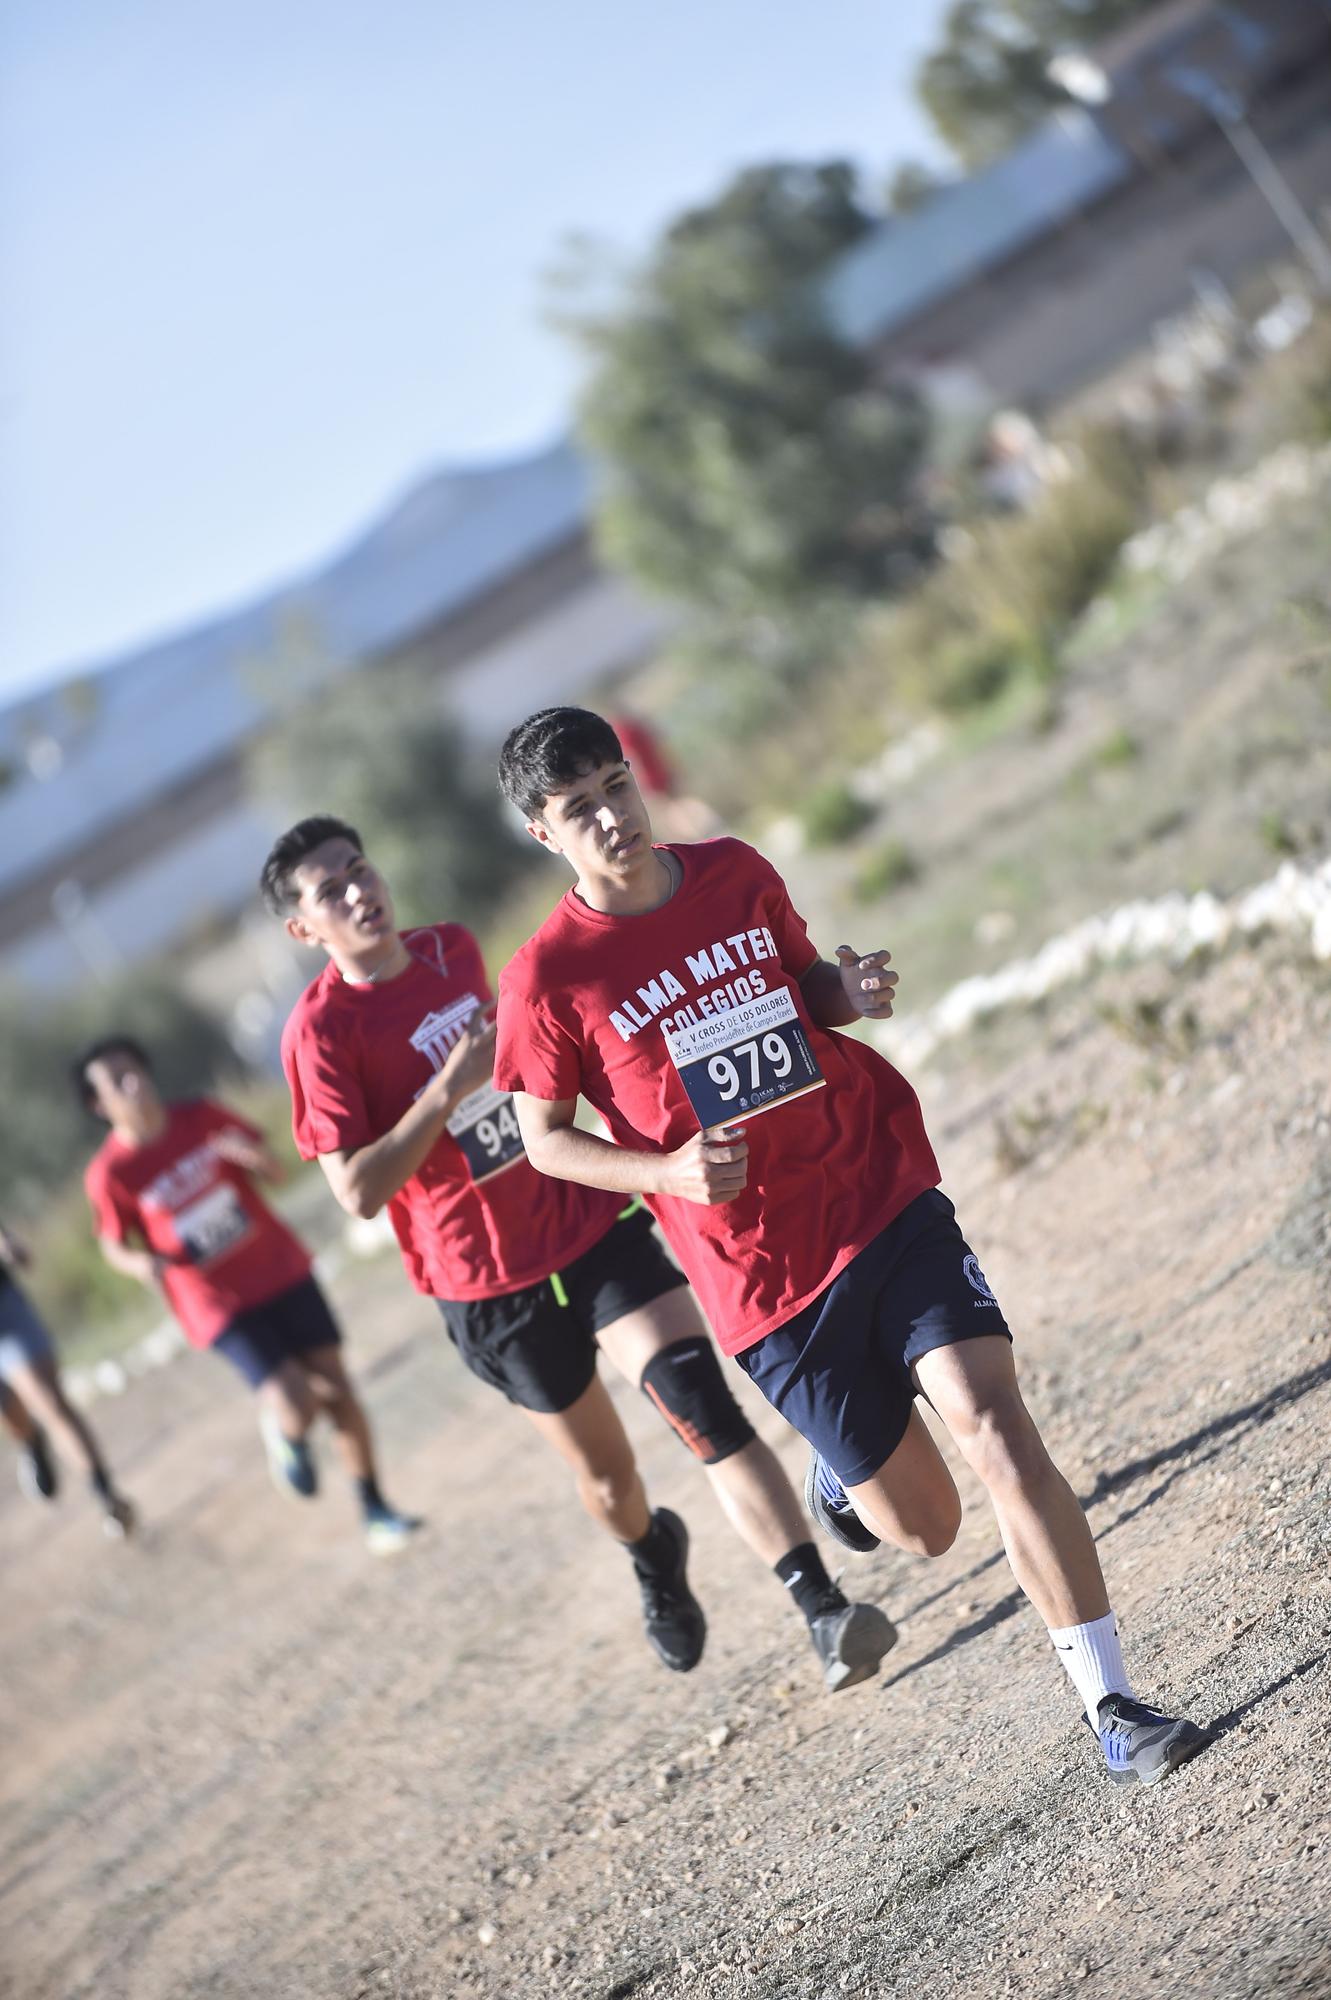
top-left (78, 1035), bottom-right (418, 1552)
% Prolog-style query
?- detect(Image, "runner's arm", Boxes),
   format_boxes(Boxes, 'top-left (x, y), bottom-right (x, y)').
top-left (316, 1015), bottom-right (497, 1219)
top-left (209, 1127), bottom-right (287, 1185)
top-left (800, 947), bottom-right (898, 1026)
top-left (96, 1234), bottom-right (171, 1289)
top-left (515, 1094), bottom-right (749, 1207)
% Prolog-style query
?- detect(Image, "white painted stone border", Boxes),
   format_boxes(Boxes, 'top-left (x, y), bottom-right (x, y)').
top-left (872, 854), bottom-right (1331, 1072)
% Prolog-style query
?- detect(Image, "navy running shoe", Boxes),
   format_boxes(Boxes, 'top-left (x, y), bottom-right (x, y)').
top-left (259, 1408), bottom-right (318, 1499)
top-left (804, 1450), bottom-right (880, 1554)
top-left (1094, 1693), bottom-right (1214, 1787)
top-left (633, 1507), bottom-right (706, 1673)
top-left (17, 1426), bottom-right (58, 1503)
top-left (810, 1598), bottom-right (898, 1693)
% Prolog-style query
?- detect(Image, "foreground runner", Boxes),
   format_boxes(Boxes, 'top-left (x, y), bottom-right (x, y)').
top-left (76, 1037), bottom-right (419, 1554)
top-left (495, 707), bottom-right (1212, 1788)
top-left (261, 815), bottom-right (892, 1690)
top-left (0, 1218), bottom-right (135, 1535)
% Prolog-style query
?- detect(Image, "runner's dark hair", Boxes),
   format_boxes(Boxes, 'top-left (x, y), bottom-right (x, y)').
top-left (498, 708), bottom-right (624, 821)
top-left (71, 1035), bottom-right (154, 1112)
top-left (259, 815), bottom-right (365, 915)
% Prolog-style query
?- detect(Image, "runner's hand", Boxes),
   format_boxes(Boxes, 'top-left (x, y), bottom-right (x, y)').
top-left (658, 1127), bottom-right (749, 1205)
top-left (439, 1012), bottom-right (498, 1100)
top-left (835, 945), bottom-right (899, 1021)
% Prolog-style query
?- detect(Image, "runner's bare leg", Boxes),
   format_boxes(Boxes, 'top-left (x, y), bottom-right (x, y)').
top-left (523, 1374), bottom-right (652, 1543)
top-left (5, 1358), bottom-right (110, 1481)
top-left (913, 1335), bottom-right (1109, 1627)
top-left (0, 1379), bottom-right (37, 1446)
top-left (294, 1346), bottom-right (377, 1484)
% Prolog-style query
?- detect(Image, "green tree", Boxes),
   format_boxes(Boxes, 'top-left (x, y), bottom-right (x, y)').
top-left (553, 162), bottom-right (931, 628)
top-left (249, 667), bottom-right (533, 933)
top-left (885, 160), bottom-right (952, 217)
top-left (918, 0), bottom-right (1169, 169)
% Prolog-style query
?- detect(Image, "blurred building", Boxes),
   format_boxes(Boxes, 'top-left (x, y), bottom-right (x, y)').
top-left (3, 0), bottom-right (1328, 998)
top-left (0, 443), bottom-right (670, 990)
top-left (825, 0), bottom-right (1330, 406)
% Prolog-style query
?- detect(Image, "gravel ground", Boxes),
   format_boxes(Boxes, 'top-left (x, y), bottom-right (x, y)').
top-left (2, 937), bottom-right (1329, 2000)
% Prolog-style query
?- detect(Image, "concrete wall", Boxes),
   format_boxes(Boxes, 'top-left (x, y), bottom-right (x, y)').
top-left (427, 568), bottom-right (675, 744)
top-left (870, 71), bottom-right (1331, 408)
top-left (2, 561), bottom-right (670, 993)
top-left (5, 798), bottom-right (277, 993)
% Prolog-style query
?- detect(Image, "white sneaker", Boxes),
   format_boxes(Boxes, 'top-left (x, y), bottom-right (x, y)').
top-left (364, 1506), bottom-right (424, 1556)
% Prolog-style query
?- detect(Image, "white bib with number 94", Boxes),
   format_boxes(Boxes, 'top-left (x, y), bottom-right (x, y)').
top-left (446, 1083), bottom-right (526, 1183)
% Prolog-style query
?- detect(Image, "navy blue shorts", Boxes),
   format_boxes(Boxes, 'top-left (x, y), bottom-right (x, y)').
top-left (0, 1276), bottom-right (55, 1383)
top-left (211, 1276), bottom-right (342, 1389)
top-left (735, 1190), bottom-right (1011, 1485)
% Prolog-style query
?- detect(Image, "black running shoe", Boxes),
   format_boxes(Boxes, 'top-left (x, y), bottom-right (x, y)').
top-left (804, 1450), bottom-right (880, 1554)
top-left (810, 1598), bottom-right (898, 1693)
top-left (17, 1426), bottom-right (58, 1503)
top-left (633, 1507), bottom-right (706, 1673)
top-left (1093, 1693), bottom-right (1215, 1787)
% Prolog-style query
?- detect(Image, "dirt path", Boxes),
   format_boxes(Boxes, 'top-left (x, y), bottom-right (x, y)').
top-left (3, 938), bottom-right (1330, 2000)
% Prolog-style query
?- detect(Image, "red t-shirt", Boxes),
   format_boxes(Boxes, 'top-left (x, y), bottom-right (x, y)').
top-left (495, 839), bottom-right (940, 1355)
top-left (281, 923), bottom-right (623, 1301)
top-left (84, 1098), bottom-right (312, 1348)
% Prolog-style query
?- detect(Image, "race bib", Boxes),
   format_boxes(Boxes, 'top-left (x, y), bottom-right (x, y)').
top-left (661, 987), bottom-right (825, 1132)
top-left (173, 1183), bottom-right (252, 1264)
top-left (446, 1083), bottom-right (526, 1184)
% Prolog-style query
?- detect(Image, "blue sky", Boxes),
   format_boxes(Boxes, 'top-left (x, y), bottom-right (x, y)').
top-left (1, 0), bottom-right (951, 699)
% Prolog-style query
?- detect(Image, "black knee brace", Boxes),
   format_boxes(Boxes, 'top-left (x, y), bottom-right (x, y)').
top-left (639, 1336), bottom-right (756, 1466)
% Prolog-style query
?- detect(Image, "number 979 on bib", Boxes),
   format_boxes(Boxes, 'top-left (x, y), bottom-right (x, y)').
top-left (661, 988), bottom-right (824, 1133)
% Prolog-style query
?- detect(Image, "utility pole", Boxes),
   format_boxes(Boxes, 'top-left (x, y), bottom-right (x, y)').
top-left (1047, 49), bottom-right (1331, 295)
top-left (1166, 64), bottom-right (1331, 295)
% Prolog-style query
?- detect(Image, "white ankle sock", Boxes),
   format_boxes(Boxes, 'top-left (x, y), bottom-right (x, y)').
top-left (1048, 1610), bottom-right (1131, 1725)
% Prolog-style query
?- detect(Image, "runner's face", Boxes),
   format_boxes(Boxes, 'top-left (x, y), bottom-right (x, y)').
top-left (529, 760), bottom-right (654, 882)
top-left (85, 1051), bottom-right (162, 1132)
top-left (286, 840), bottom-right (397, 958)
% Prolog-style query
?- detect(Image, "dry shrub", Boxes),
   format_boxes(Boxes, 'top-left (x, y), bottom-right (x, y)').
top-left (800, 779), bottom-right (877, 847)
top-left (1276, 306), bottom-right (1331, 442)
top-left (867, 427), bottom-right (1144, 712)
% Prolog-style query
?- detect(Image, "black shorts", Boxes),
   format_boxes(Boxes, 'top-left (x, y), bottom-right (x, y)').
top-left (436, 1204), bottom-right (689, 1414)
top-left (211, 1275), bottom-right (342, 1389)
top-left (735, 1190), bottom-right (1012, 1485)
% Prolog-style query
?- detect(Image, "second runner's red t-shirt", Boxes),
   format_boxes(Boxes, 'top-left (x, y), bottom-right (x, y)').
top-left (495, 839), bottom-right (940, 1355)
top-left (282, 923), bottom-right (623, 1301)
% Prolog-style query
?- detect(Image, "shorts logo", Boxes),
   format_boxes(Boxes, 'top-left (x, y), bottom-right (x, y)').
top-left (963, 1253), bottom-right (998, 1307)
